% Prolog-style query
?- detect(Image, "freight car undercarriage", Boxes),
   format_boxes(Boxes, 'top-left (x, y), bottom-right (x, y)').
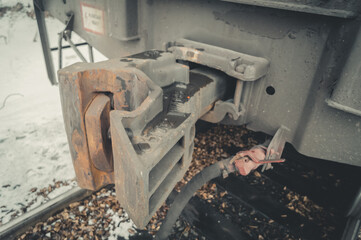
top-left (34, 0), bottom-right (361, 238)
top-left (58, 43), bottom-right (289, 227)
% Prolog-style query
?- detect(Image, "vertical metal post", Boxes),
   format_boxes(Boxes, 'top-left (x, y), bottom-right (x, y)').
top-left (234, 80), bottom-right (243, 111)
top-left (88, 44), bottom-right (94, 63)
top-left (65, 33), bottom-right (87, 63)
top-left (58, 32), bottom-right (63, 69)
top-left (33, 0), bottom-right (57, 85)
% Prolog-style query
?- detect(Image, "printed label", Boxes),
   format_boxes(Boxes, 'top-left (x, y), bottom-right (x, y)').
top-left (81, 3), bottom-right (104, 35)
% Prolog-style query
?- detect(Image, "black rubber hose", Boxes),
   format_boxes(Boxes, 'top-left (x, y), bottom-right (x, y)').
top-left (155, 158), bottom-right (234, 240)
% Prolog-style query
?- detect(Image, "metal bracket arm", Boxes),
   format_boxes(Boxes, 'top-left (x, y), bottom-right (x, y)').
top-left (231, 126), bottom-right (289, 176)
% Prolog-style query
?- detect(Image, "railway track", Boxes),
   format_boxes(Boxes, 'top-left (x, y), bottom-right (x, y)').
top-left (1, 123), bottom-right (360, 240)
top-left (0, 187), bottom-right (92, 240)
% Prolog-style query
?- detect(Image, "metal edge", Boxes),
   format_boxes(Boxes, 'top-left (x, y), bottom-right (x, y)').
top-left (0, 187), bottom-right (92, 240)
top-left (222, 0), bottom-right (357, 18)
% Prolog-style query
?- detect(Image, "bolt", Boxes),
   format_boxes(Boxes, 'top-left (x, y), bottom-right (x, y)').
top-left (235, 64), bottom-right (246, 74)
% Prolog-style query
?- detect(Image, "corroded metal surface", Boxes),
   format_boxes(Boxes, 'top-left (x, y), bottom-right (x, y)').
top-left (58, 59), bottom-right (150, 190)
top-left (85, 94), bottom-right (113, 172)
top-left (58, 51), bottom-right (232, 227)
top-left (110, 68), bottom-right (229, 227)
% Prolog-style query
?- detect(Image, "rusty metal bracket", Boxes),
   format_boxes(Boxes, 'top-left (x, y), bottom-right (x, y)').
top-left (231, 145), bottom-right (285, 176)
top-left (110, 67), bottom-right (229, 227)
top-left (85, 94), bottom-right (113, 172)
top-left (58, 52), bottom-right (230, 228)
top-left (231, 126), bottom-right (289, 175)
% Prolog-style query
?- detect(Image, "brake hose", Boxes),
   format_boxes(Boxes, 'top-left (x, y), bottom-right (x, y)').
top-left (155, 158), bottom-right (236, 240)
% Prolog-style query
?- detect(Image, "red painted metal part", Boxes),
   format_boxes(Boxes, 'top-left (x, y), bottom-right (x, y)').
top-left (231, 145), bottom-right (285, 176)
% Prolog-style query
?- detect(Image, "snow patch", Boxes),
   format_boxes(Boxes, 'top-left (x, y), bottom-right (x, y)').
top-left (0, 7), bottom-right (106, 225)
top-left (108, 209), bottom-right (136, 240)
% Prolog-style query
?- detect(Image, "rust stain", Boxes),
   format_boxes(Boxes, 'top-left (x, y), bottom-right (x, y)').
top-left (85, 94), bottom-right (113, 173)
top-left (59, 62), bottom-right (149, 191)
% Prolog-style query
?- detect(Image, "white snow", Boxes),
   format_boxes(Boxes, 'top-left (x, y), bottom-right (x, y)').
top-left (0, 0), bottom-right (32, 8)
top-left (46, 181), bottom-right (76, 200)
top-left (107, 209), bottom-right (136, 240)
top-left (0, 2), bottom-right (106, 225)
top-left (78, 205), bottom-right (85, 212)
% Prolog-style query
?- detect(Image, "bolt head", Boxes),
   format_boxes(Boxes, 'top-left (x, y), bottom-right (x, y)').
top-left (235, 64), bottom-right (246, 73)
